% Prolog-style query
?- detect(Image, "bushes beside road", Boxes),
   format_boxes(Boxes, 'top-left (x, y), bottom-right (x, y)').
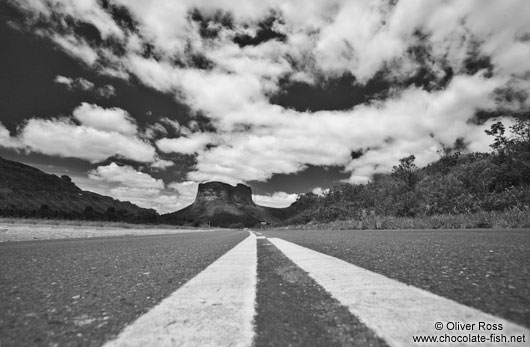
top-left (278, 207), bottom-right (530, 230)
top-left (281, 116), bottom-right (530, 229)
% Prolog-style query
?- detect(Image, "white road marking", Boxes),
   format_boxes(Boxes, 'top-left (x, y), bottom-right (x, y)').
top-left (269, 238), bottom-right (530, 347)
top-left (104, 233), bottom-right (257, 347)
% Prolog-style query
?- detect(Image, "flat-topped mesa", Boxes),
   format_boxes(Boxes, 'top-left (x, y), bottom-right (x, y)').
top-left (163, 180), bottom-right (291, 227)
top-left (195, 181), bottom-right (256, 206)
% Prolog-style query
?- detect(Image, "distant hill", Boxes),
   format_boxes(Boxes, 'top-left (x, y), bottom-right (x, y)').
top-left (0, 156), bottom-right (157, 222)
top-left (161, 181), bottom-right (292, 227)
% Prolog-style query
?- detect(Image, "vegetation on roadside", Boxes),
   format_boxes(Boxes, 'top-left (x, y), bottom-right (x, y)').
top-left (280, 115), bottom-right (530, 229)
top-left (277, 208), bottom-right (530, 230)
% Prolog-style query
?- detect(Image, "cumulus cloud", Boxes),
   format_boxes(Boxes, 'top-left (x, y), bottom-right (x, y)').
top-left (253, 191), bottom-right (298, 208)
top-left (160, 118), bottom-right (181, 132)
top-left (184, 73), bottom-right (502, 184)
top-left (151, 158), bottom-right (174, 170)
top-left (18, 117), bottom-right (155, 163)
top-left (50, 34), bottom-right (99, 66)
top-left (55, 75), bottom-right (116, 98)
top-left (96, 84), bottom-right (116, 98)
top-left (0, 123), bottom-right (21, 149)
top-left (73, 103), bottom-right (137, 135)
top-left (86, 163), bottom-right (178, 213)
top-left (89, 163), bottom-right (164, 189)
top-left (54, 75), bottom-right (74, 87)
top-left (2, 103), bottom-right (155, 163)
top-left (55, 75), bottom-right (94, 90)
top-left (9, 0), bottom-right (530, 189)
top-left (167, 181), bottom-right (200, 211)
top-left (156, 132), bottom-right (215, 155)
top-left (311, 187), bottom-right (329, 196)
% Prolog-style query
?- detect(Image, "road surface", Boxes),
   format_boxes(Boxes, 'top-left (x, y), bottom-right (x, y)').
top-left (1, 228), bottom-right (529, 346)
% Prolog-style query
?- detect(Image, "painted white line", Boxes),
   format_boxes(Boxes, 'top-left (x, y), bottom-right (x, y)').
top-left (104, 233), bottom-right (257, 347)
top-left (256, 236), bottom-right (266, 239)
top-left (269, 238), bottom-right (530, 347)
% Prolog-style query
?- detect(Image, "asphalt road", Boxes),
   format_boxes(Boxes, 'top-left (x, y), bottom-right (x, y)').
top-left (1, 228), bottom-right (529, 346)
top-left (0, 230), bottom-right (247, 347)
top-left (262, 228), bottom-right (530, 329)
top-left (254, 237), bottom-right (387, 347)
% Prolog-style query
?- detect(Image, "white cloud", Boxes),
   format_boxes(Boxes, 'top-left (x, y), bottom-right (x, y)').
top-left (54, 75), bottom-right (94, 91)
top-left (10, 0), bottom-right (530, 187)
top-left (50, 34), bottom-right (99, 66)
top-left (160, 118), bottom-right (181, 132)
top-left (253, 191), bottom-right (297, 208)
top-left (18, 112), bottom-right (155, 163)
top-left (156, 132), bottom-right (215, 155)
top-left (54, 76), bottom-right (116, 98)
top-left (96, 84), bottom-right (116, 98)
top-left (12, 0), bottom-right (124, 39)
top-left (185, 73), bottom-right (503, 184)
top-left (89, 163), bottom-right (164, 189)
top-left (54, 75), bottom-right (74, 87)
top-left (167, 181), bottom-right (200, 211)
top-left (311, 187), bottom-right (329, 196)
top-left (85, 163), bottom-right (179, 213)
top-left (73, 103), bottom-right (137, 135)
top-left (76, 78), bottom-right (95, 91)
top-left (151, 158), bottom-right (174, 170)
top-left (144, 122), bottom-right (168, 139)
top-left (0, 123), bottom-right (21, 149)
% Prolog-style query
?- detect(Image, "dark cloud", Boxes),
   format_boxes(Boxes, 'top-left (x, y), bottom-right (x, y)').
top-left (350, 149), bottom-right (364, 160)
top-left (401, 31), bottom-right (454, 92)
top-left (96, 84), bottom-right (116, 98)
top-left (99, 0), bottom-right (138, 33)
top-left (141, 42), bottom-right (161, 61)
top-left (95, 155), bottom-right (145, 170)
top-left (233, 11), bottom-right (286, 47)
top-left (173, 49), bottom-right (215, 70)
top-left (470, 85), bottom-right (530, 125)
top-left (72, 21), bottom-right (103, 46)
top-left (462, 41), bottom-right (494, 77)
top-left (189, 8), bottom-right (234, 40)
top-left (189, 112), bottom-right (217, 133)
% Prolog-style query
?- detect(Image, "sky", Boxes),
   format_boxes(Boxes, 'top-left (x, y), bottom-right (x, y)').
top-left (1, 0), bottom-right (529, 213)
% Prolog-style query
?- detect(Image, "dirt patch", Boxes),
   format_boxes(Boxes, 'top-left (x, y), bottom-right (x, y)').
top-left (0, 223), bottom-right (212, 242)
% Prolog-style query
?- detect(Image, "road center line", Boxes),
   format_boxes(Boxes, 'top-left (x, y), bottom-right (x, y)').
top-left (103, 233), bottom-right (257, 347)
top-left (268, 238), bottom-right (530, 347)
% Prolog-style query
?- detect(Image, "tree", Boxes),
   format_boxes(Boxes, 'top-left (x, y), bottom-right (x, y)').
top-left (83, 206), bottom-right (95, 220)
top-left (38, 204), bottom-right (51, 218)
top-left (61, 175), bottom-right (72, 183)
top-left (105, 207), bottom-right (116, 221)
top-left (392, 155), bottom-right (419, 188)
top-left (485, 116), bottom-right (530, 190)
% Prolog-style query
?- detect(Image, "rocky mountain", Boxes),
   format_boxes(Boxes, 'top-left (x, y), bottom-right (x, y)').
top-left (161, 181), bottom-right (291, 227)
top-left (0, 156), bottom-right (157, 222)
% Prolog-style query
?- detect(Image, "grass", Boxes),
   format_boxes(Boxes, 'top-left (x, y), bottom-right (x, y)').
top-left (0, 217), bottom-right (189, 230)
top-left (274, 207), bottom-right (530, 231)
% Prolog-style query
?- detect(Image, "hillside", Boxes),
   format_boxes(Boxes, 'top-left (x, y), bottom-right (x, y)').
top-left (0, 157), bottom-right (157, 222)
